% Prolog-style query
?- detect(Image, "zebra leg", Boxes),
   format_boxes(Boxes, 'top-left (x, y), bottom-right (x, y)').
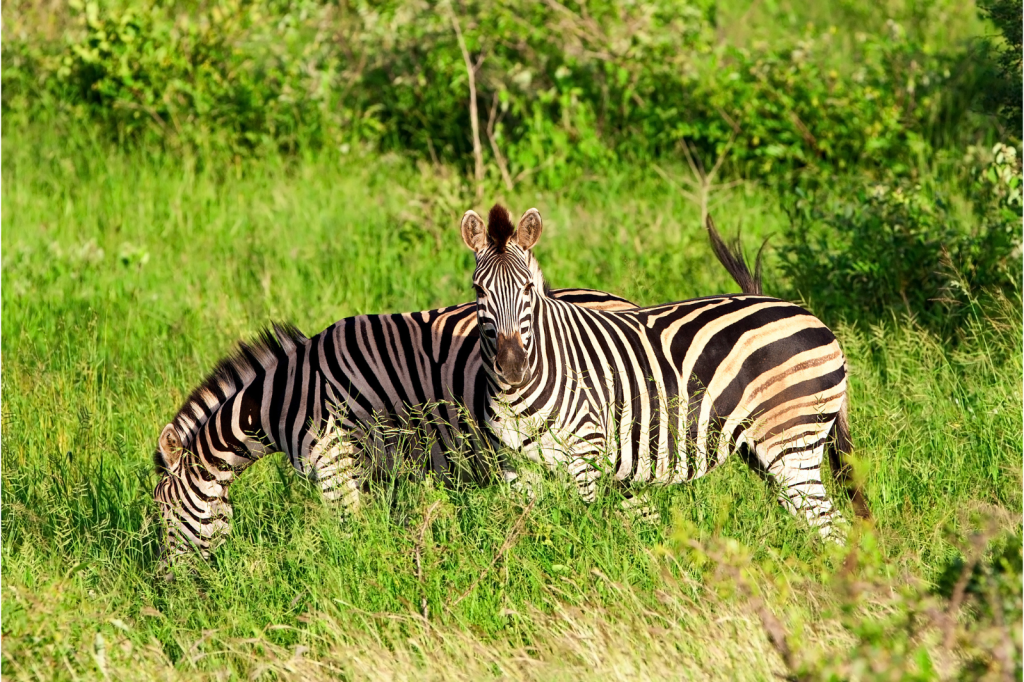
top-left (509, 435), bottom-right (604, 504)
top-left (619, 488), bottom-right (661, 525)
top-left (758, 438), bottom-right (843, 540)
top-left (567, 451), bottom-right (603, 504)
top-left (509, 456), bottom-right (608, 507)
top-left (305, 424), bottom-right (363, 518)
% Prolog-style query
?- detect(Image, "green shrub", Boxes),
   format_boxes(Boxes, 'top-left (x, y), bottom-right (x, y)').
top-left (977, 0), bottom-right (1023, 139)
top-left (674, 519), bottom-right (1023, 681)
top-left (2, 0), bottom-right (378, 156)
top-left (1, 0), bottom-right (1001, 186)
top-left (3, 0), bottom-right (1015, 320)
top-left (779, 143), bottom-right (1022, 328)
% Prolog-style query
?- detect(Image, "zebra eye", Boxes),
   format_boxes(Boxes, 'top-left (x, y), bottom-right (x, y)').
top-left (473, 284), bottom-right (486, 297)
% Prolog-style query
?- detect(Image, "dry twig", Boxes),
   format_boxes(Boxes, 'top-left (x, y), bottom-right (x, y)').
top-left (414, 500), bottom-right (443, 619)
top-left (942, 530), bottom-right (988, 649)
top-left (449, 498), bottom-right (536, 609)
top-left (653, 123), bottom-right (741, 229)
top-left (487, 93), bottom-right (514, 191)
top-left (696, 540), bottom-right (806, 681)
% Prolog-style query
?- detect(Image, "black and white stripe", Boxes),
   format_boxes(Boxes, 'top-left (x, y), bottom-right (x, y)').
top-left (152, 289), bottom-right (636, 563)
top-left (461, 205), bottom-right (870, 538)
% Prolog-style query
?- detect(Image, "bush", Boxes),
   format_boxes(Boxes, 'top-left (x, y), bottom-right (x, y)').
top-left (673, 518), bottom-right (1023, 681)
top-left (1, 0), bottom-right (1001, 186)
top-left (2, 0), bottom-right (378, 155)
top-left (977, 0), bottom-right (1023, 139)
top-left (3, 0), bottom-right (1016, 322)
top-left (779, 143), bottom-right (1022, 329)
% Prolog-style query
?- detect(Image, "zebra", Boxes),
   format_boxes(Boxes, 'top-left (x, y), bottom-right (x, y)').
top-left (459, 204), bottom-right (871, 539)
top-left (152, 288), bottom-right (636, 564)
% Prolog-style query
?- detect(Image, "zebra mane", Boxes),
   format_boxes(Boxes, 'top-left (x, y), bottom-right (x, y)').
top-left (169, 323), bottom-right (309, 450)
top-left (487, 203), bottom-right (516, 252)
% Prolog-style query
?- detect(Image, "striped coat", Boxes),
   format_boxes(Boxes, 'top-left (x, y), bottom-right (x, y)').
top-left (460, 205), bottom-right (869, 538)
top-left (152, 289), bottom-right (635, 563)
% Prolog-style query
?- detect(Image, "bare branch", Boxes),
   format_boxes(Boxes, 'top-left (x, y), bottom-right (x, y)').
top-left (448, 6), bottom-right (486, 202)
top-left (716, 106), bottom-right (741, 135)
top-left (697, 540), bottom-right (803, 679)
top-left (664, 116), bottom-right (741, 229)
top-left (680, 140), bottom-right (710, 225)
top-left (651, 164), bottom-right (699, 205)
top-left (487, 92), bottom-right (514, 191)
top-left (788, 111), bottom-right (820, 154)
top-left (513, 155), bottom-right (556, 185)
top-left (705, 128), bottom-right (739, 186)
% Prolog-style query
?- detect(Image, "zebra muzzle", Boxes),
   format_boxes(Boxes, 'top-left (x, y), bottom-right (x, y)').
top-left (495, 332), bottom-right (531, 388)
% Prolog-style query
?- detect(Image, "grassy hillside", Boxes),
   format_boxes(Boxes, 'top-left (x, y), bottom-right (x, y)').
top-left (2, 128), bottom-right (1020, 679)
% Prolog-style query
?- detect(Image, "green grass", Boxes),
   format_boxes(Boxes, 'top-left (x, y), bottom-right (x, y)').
top-left (2, 131), bottom-right (1021, 680)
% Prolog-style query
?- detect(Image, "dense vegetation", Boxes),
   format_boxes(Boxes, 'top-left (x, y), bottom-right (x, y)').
top-left (2, 0), bottom-right (1021, 679)
top-left (4, 0), bottom-right (1018, 172)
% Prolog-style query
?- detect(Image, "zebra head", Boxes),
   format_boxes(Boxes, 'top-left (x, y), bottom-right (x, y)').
top-left (461, 204), bottom-right (544, 389)
top-left (152, 422), bottom-right (227, 569)
top-left (153, 423), bottom-right (189, 565)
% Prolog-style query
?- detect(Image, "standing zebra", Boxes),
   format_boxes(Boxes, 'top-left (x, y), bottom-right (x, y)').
top-left (153, 288), bottom-right (636, 563)
top-left (460, 204), bottom-right (870, 538)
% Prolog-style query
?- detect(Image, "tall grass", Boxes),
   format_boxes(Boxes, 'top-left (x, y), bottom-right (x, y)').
top-left (2, 130), bottom-right (1020, 680)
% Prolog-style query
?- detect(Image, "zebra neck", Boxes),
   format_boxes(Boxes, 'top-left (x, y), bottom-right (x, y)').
top-left (187, 376), bottom-right (280, 473)
top-left (169, 323), bottom-right (309, 465)
top-left (526, 296), bottom-right (569, 396)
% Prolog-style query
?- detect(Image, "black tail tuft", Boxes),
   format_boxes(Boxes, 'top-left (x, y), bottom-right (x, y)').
top-left (706, 213), bottom-right (766, 296)
top-left (828, 401), bottom-right (872, 520)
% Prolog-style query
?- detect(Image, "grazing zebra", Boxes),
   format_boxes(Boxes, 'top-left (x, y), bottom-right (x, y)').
top-left (152, 288), bottom-right (636, 563)
top-left (460, 204), bottom-right (870, 538)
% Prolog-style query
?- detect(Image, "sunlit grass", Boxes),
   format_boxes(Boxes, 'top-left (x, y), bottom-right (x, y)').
top-left (2, 130), bottom-right (1020, 680)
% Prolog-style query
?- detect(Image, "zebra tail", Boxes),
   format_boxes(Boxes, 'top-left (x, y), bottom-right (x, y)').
top-left (705, 213), bottom-right (766, 296)
top-left (828, 399), bottom-right (872, 520)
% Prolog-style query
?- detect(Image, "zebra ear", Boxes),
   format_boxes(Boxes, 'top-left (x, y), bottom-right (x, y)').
top-left (158, 423), bottom-right (184, 471)
top-left (516, 208), bottom-right (543, 250)
top-left (461, 210), bottom-right (487, 252)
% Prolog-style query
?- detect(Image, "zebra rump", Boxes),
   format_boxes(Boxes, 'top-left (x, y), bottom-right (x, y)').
top-left (707, 214), bottom-right (869, 520)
